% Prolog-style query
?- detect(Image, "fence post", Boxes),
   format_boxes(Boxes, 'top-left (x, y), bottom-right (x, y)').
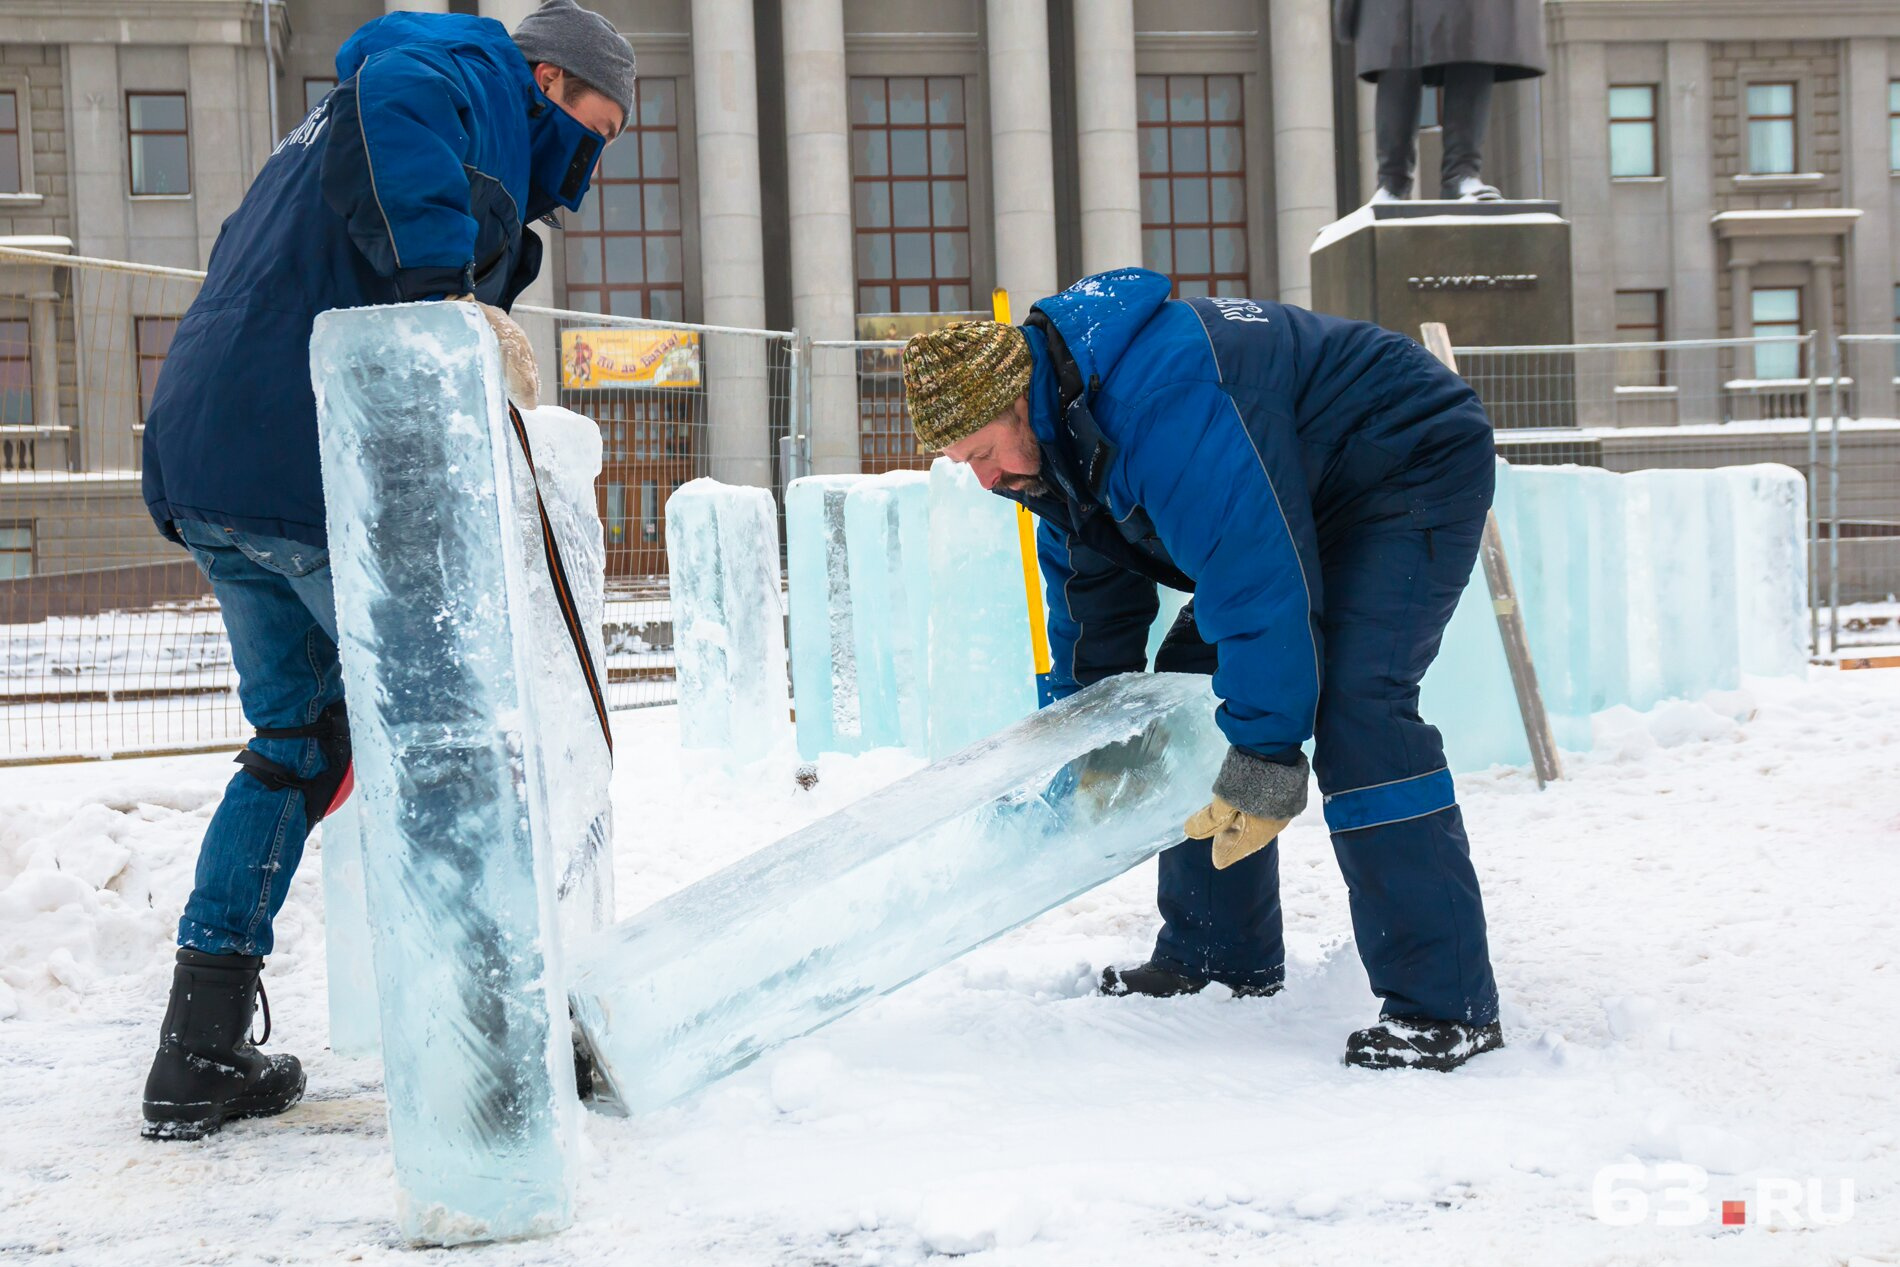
top-left (1828, 334), bottom-right (1842, 655)
top-left (781, 330), bottom-right (813, 488)
top-left (1420, 322), bottom-right (1563, 788)
top-left (1806, 333), bottom-right (1821, 657)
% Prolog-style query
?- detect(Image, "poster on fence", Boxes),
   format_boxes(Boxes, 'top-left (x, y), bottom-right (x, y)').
top-left (561, 328), bottom-right (702, 391)
top-left (853, 312), bottom-right (985, 377)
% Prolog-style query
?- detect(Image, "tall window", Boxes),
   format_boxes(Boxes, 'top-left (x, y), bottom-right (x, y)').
top-left (135, 317), bottom-right (180, 424)
top-left (303, 78), bottom-right (337, 115)
top-left (1138, 74), bottom-right (1247, 298)
top-left (1744, 83), bottom-right (1796, 175)
top-left (0, 524), bottom-right (31, 579)
top-left (1889, 81), bottom-right (1900, 172)
top-left (0, 317), bottom-right (29, 425)
top-left (127, 92), bottom-right (189, 195)
top-left (564, 78), bottom-right (683, 320)
top-left (1609, 85), bottom-right (1658, 178)
top-left (850, 77), bottom-right (971, 314)
top-left (0, 91), bottom-right (20, 194)
top-left (1751, 287), bottom-right (1802, 380)
top-left (1613, 290), bottom-right (1665, 386)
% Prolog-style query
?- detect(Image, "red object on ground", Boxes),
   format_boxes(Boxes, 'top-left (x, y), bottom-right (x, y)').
top-left (1722, 1200), bottom-right (1746, 1226)
top-left (325, 762), bottom-right (355, 817)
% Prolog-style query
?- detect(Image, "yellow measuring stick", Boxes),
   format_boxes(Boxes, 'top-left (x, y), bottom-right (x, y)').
top-left (993, 286), bottom-right (1054, 677)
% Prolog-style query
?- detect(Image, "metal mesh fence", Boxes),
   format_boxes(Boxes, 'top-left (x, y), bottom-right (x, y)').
top-left (1820, 335), bottom-right (1900, 653)
top-left (1452, 335), bottom-right (1817, 430)
top-left (811, 339), bottom-right (932, 475)
top-left (0, 246), bottom-right (796, 761)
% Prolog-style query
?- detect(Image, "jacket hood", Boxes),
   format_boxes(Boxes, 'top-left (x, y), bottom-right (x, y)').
top-left (1028, 267), bottom-right (1175, 390)
top-left (337, 12), bottom-right (526, 84)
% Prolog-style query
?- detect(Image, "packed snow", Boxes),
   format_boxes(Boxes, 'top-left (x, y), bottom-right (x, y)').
top-left (3, 669), bottom-right (1899, 1264)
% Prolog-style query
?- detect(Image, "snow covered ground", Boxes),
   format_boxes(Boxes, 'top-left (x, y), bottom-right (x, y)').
top-left (3, 670), bottom-right (1899, 1265)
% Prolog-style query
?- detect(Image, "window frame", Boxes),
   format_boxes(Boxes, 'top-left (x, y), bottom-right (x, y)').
top-left (0, 88), bottom-right (21, 196)
top-left (1608, 83), bottom-right (1660, 180)
top-left (0, 521), bottom-right (33, 580)
top-left (1742, 81), bottom-right (1798, 176)
top-left (1612, 289), bottom-right (1666, 387)
top-left (1136, 72), bottom-right (1250, 300)
top-left (848, 75), bottom-right (974, 316)
top-left (0, 77), bottom-right (38, 198)
top-left (0, 314), bottom-right (32, 427)
top-left (125, 90), bottom-right (192, 197)
top-left (1750, 285), bottom-right (1805, 380)
top-left (1889, 81), bottom-right (1900, 174)
top-left (302, 77), bottom-right (338, 117)
top-left (562, 77), bottom-right (686, 321)
top-left (134, 315), bottom-right (182, 426)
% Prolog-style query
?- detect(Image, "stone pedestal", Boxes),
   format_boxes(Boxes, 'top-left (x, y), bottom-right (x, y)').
top-left (1312, 201), bottom-right (1574, 427)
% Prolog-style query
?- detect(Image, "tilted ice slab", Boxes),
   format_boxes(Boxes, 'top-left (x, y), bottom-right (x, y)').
top-left (313, 301), bottom-right (576, 1244)
top-left (668, 478), bottom-right (792, 764)
top-left (568, 671), bottom-right (1225, 1114)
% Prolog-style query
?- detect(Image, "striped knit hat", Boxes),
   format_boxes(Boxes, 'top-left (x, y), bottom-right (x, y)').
top-left (903, 322), bottom-right (1033, 451)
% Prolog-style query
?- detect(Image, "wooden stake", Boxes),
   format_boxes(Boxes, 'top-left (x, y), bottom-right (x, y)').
top-left (1419, 322), bottom-right (1564, 788)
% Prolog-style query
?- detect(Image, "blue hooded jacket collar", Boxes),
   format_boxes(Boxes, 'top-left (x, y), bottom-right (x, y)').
top-left (1028, 267), bottom-right (1174, 397)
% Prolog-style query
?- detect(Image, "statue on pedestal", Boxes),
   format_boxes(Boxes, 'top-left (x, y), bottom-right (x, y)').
top-left (1335, 0), bottom-right (1548, 202)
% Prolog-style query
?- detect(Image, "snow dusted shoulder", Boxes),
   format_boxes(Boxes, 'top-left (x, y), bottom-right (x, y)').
top-left (4, 668), bottom-right (1899, 1263)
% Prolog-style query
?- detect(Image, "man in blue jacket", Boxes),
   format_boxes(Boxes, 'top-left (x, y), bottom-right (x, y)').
top-left (903, 268), bottom-right (1503, 1071)
top-left (138, 0), bottom-right (635, 1140)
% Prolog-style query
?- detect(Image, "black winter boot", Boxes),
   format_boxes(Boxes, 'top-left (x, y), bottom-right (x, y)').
top-left (1099, 961), bottom-right (1284, 1000)
top-left (1343, 1016), bottom-right (1503, 1072)
top-left (141, 948), bottom-right (305, 1140)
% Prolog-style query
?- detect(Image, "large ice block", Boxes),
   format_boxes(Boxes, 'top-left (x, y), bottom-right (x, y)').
top-left (312, 301), bottom-right (576, 1244)
top-left (667, 478), bottom-right (793, 763)
top-left (845, 471), bottom-right (933, 752)
top-left (1728, 464), bottom-right (1809, 676)
top-left (787, 475), bottom-right (870, 758)
top-left (926, 459), bottom-right (1037, 757)
top-left (569, 672), bottom-right (1226, 1114)
top-left (514, 405), bottom-right (615, 944)
top-left (1625, 468), bottom-right (1742, 708)
top-left (320, 798), bottom-right (379, 1060)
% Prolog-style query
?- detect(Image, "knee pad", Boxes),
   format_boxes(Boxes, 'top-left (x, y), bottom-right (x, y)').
top-left (235, 700), bottom-right (353, 827)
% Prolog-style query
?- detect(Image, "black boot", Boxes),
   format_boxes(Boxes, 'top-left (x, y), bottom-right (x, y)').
top-left (1099, 961), bottom-right (1283, 1000)
top-left (142, 949), bottom-right (305, 1140)
top-left (1343, 1016), bottom-right (1503, 1072)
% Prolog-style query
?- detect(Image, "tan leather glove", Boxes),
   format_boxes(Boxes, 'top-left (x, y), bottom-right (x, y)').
top-left (449, 294), bottom-right (541, 410)
top-left (1185, 795), bottom-right (1290, 870)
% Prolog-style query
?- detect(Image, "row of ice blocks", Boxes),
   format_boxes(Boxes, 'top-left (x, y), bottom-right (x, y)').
top-left (1421, 461), bottom-right (1809, 771)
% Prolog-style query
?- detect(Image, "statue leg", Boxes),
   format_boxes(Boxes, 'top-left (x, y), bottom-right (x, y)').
top-left (1373, 69), bottom-right (1423, 198)
top-left (1439, 63), bottom-right (1496, 198)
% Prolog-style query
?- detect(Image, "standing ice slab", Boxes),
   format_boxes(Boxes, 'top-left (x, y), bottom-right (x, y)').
top-left (312, 302), bottom-right (576, 1245)
top-left (788, 475), bottom-right (870, 758)
top-left (926, 459), bottom-right (1037, 757)
top-left (569, 672), bottom-right (1227, 1114)
top-left (845, 471), bottom-right (932, 752)
top-left (667, 478), bottom-right (792, 762)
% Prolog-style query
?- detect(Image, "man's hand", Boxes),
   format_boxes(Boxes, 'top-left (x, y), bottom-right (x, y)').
top-left (1185, 795), bottom-right (1289, 870)
top-left (448, 295), bottom-right (541, 409)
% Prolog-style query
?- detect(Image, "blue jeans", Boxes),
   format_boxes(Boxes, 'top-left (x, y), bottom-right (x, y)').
top-left (175, 520), bottom-right (342, 956)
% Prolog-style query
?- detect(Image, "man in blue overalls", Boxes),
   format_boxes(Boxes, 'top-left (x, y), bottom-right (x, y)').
top-left (137, 0), bottom-right (633, 1138)
top-left (902, 268), bottom-right (1503, 1071)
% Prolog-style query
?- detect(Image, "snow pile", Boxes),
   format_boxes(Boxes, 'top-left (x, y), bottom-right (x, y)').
top-left (3, 672), bottom-right (1900, 1264)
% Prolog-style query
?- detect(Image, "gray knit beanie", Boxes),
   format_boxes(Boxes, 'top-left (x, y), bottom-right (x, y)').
top-left (511, 0), bottom-right (637, 130)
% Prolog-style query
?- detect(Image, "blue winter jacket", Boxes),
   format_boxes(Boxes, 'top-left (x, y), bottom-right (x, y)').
top-left (142, 12), bottom-right (608, 547)
top-left (1001, 268), bottom-right (1494, 765)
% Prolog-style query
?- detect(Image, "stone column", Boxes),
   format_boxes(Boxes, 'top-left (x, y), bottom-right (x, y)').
top-left (1845, 37), bottom-right (1894, 418)
top-left (1665, 41), bottom-right (1720, 422)
top-left (691, 0), bottom-right (773, 487)
top-left (480, 0), bottom-right (559, 387)
top-left (986, 0), bottom-right (1060, 305)
top-left (1073, 0), bottom-right (1142, 275)
top-left (387, 0), bottom-right (450, 11)
top-left (1266, 0), bottom-right (1337, 308)
top-left (1729, 258), bottom-right (1754, 380)
top-left (27, 294), bottom-right (65, 470)
top-left (783, 0), bottom-right (862, 474)
top-left (1562, 41), bottom-right (1614, 344)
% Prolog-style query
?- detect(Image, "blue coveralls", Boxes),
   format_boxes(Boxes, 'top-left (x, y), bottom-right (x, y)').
top-left (1004, 269), bottom-right (1500, 1025)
